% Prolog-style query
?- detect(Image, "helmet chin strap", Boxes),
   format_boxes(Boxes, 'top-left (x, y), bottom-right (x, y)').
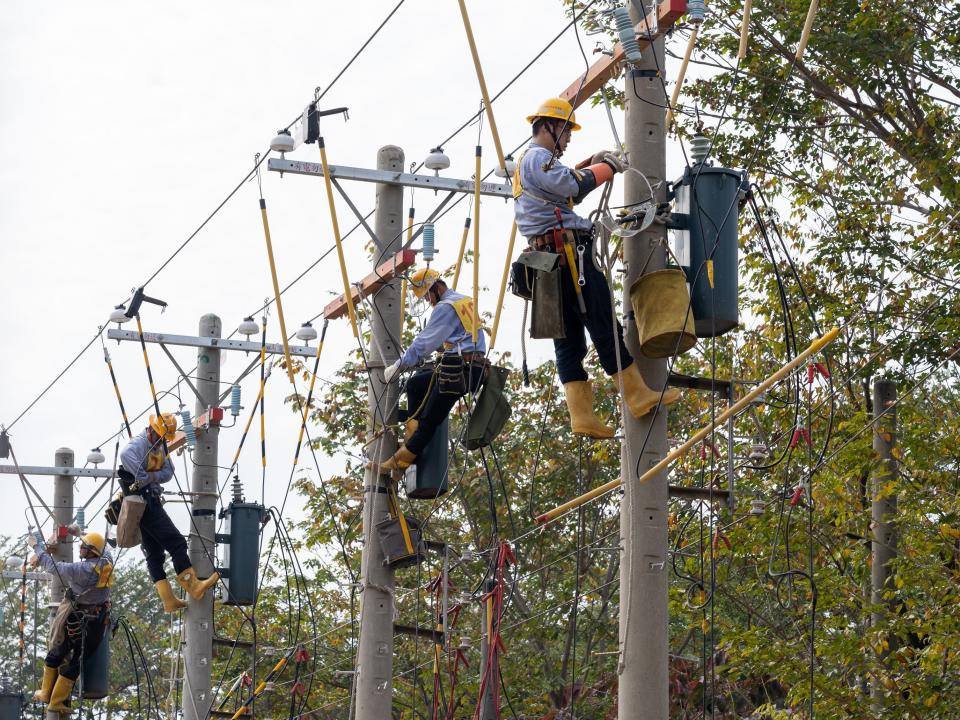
top-left (546, 121), bottom-right (565, 159)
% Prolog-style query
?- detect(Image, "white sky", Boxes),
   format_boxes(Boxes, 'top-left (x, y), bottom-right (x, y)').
top-left (0, 1), bottom-right (690, 555)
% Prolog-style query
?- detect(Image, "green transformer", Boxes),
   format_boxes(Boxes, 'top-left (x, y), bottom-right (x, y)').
top-left (670, 165), bottom-right (749, 337)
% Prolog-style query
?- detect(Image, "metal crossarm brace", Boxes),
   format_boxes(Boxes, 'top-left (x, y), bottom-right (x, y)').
top-left (267, 158), bottom-right (513, 199)
top-left (107, 329), bottom-right (319, 358)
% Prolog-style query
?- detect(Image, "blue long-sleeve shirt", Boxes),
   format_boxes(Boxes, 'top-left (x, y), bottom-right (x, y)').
top-left (35, 545), bottom-right (112, 605)
top-left (399, 289), bottom-right (486, 369)
top-left (513, 142), bottom-right (595, 238)
top-left (120, 428), bottom-right (174, 490)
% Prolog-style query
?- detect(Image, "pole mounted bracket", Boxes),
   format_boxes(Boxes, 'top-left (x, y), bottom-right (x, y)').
top-left (125, 287), bottom-right (168, 318)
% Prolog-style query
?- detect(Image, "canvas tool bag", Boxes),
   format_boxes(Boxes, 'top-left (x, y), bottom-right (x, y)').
top-left (116, 494), bottom-right (146, 548)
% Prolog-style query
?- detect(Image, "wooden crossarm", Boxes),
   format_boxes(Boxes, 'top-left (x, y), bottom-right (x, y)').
top-left (323, 249), bottom-right (417, 320)
top-left (559, 0), bottom-right (688, 109)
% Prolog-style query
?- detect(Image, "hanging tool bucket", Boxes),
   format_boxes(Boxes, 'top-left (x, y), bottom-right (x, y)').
top-left (404, 416), bottom-right (449, 499)
top-left (464, 366), bottom-right (511, 450)
top-left (671, 165), bottom-right (747, 337)
top-left (217, 502), bottom-right (266, 606)
top-left (376, 515), bottom-right (425, 568)
top-left (81, 630), bottom-right (110, 699)
top-left (629, 268), bottom-right (697, 358)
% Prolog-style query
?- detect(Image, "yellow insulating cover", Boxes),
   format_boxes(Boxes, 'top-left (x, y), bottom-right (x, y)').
top-left (629, 268), bottom-right (697, 359)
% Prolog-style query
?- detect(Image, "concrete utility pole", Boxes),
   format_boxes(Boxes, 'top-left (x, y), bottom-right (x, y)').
top-left (50, 448), bottom-right (74, 611)
top-left (355, 146), bottom-right (404, 720)
top-left (871, 378), bottom-right (898, 704)
top-left (619, 32), bottom-right (670, 720)
top-left (183, 314), bottom-right (221, 720)
top-left (479, 580), bottom-right (496, 720)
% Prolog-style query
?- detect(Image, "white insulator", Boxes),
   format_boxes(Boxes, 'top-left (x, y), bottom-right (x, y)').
top-left (749, 498), bottom-right (766, 516)
top-left (458, 635), bottom-right (472, 650)
top-left (690, 134), bottom-right (712, 165)
top-left (687, 0), bottom-right (706, 25)
top-left (296, 321), bottom-right (318, 343)
top-left (109, 305), bottom-right (130, 324)
top-left (748, 443), bottom-right (768, 462)
top-left (270, 130), bottom-right (295, 153)
top-left (87, 448), bottom-right (106, 465)
top-left (424, 147), bottom-right (450, 174)
top-left (238, 316), bottom-right (259, 336)
top-left (494, 154), bottom-right (517, 178)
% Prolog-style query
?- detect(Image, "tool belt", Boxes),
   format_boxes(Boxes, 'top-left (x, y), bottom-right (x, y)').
top-left (529, 227), bottom-right (580, 253)
top-left (437, 352), bottom-right (489, 395)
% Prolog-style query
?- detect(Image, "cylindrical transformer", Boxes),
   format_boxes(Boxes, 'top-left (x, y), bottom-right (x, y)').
top-left (404, 416), bottom-right (449, 499)
top-left (219, 502), bottom-right (266, 606)
top-left (81, 631), bottom-right (110, 699)
top-left (672, 165), bottom-right (748, 337)
top-left (0, 692), bottom-right (20, 720)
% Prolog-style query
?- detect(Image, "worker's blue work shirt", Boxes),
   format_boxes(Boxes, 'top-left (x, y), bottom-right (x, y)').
top-left (34, 545), bottom-right (112, 605)
top-left (513, 142), bottom-right (595, 238)
top-left (399, 289), bottom-right (486, 369)
top-left (120, 429), bottom-right (174, 493)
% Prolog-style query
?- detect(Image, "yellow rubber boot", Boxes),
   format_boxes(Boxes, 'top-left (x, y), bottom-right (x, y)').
top-left (32, 665), bottom-right (57, 703)
top-left (379, 446), bottom-right (417, 474)
top-left (155, 578), bottom-right (188, 612)
top-left (563, 381), bottom-right (615, 439)
top-left (176, 568), bottom-right (220, 601)
top-left (614, 362), bottom-right (681, 418)
top-left (47, 676), bottom-right (74, 714)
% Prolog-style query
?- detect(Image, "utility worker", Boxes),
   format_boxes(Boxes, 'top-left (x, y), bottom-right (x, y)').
top-left (30, 530), bottom-right (112, 714)
top-left (513, 97), bottom-right (680, 438)
top-left (119, 413), bottom-right (218, 612)
top-left (379, 267), bottom-right (487, 473)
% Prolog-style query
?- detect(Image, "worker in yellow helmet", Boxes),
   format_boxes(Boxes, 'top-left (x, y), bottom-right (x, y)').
top-left (512, 97), bottom-right (681, 438)
top-left (29, 528), bottom-right (112, 714)
top-left (117, 413), bottom-right (218, 612)
top-left (378, 266), bottom-right (487, 474)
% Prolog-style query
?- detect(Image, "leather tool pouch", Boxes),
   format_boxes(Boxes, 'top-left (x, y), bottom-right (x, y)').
top-left (511, 249), bottom-right (559, 301)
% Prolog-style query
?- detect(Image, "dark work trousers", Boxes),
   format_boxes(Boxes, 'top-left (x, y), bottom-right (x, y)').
top-left (118, 468), bottom-right (191, 582)
top-left (553, 230), bottom-right (633, 384)
top-left (46, 605), bottom-right (108, 681)
top-left (404, 357), bottom-right (486, 456)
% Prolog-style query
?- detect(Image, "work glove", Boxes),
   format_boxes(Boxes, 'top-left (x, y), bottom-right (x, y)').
top-left (29, 527), bottom-right (44, 547)
top-left (595, 151), bottom-right (627, 173)
top-left (383, 359), bottom-right (403, 384)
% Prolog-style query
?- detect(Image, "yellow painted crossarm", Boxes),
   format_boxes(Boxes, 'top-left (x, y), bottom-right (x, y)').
top-left (536, 327), bottom-right (840, 524)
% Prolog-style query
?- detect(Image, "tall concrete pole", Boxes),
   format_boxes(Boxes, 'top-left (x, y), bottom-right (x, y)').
top-left (51, 448), bottom-right (75, 610)
top-left (355, 146), bottom-right (404, 720)
top-left (47, 449), bottom-right (74, 720)
top-left (871, 378), bottom-right (898, 705)
top-left (618, 35), bottom-right (670, 720)
top-left (183, 314), bottom-right (221, 720)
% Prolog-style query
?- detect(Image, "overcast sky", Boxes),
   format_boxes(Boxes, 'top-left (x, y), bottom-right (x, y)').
top-left (0, 1), bottom-right (690, 560)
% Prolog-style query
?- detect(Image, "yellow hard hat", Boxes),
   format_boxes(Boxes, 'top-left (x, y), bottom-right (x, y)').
top-left (149, 413), bottom-right (178, 442)
top-left (526, 97), bottom-right (581, 131)
top-left (410, 268), bottom-right (441, 299)
top-left (80, 532), bottom-right (106, 556)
